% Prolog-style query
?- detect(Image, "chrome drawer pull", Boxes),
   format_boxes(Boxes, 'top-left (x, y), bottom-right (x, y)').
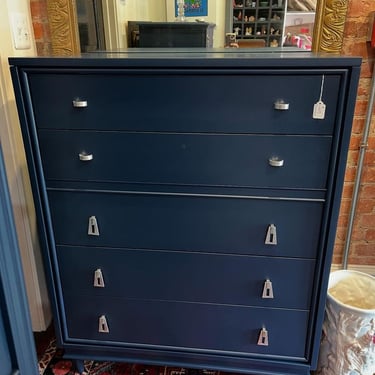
top-left (265, 224), bottom-right (277, 245)
top-left (88, 216), bottom-right (100, 236)
top-left (79, 152), bottom-right (93, 161)
top-left (262, 279), bottom-right (274, 299)
top-left (257, 327), bottom-right (269, 346)
top-left (268, 157), bottom-right (284, 167)
top-left (98, 315), bottom-right (109, 333)
top-left (94, 268), bottom-right (105, 288)
top-left (274, 100), bottom-right (289, 110)
top-left (72, 99), bottom-right (88, 108)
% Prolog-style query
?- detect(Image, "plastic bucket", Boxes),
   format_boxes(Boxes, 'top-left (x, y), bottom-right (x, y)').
top-left (316, 270), bottom-right (375, 375)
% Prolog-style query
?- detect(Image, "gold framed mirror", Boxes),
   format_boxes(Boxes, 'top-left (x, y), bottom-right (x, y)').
top-left (45, 0), bottom-right (348, 55)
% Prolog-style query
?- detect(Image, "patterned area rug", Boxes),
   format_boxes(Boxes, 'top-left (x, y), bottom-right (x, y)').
top-left (39, 339), bottom-right (223, 375)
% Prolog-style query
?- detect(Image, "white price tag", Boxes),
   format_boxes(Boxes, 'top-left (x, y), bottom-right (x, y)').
top-left (313, 75), bottom-right (326, 120)
top-left (313, 100), bottom-right (326, 119)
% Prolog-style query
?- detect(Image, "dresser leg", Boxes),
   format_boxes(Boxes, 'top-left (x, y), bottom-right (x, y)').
top-left (74, 359), bottom-right (85, 374)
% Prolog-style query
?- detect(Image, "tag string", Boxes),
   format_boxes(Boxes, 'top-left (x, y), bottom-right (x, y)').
top-left (319, 75), bottom-right (325, 101)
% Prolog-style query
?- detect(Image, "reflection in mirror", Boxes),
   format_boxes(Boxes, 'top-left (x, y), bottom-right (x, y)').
top-left (44, 0), bottom-right (349, 55)
top-left (75, 0), bottom-right (316, 51)
top-left (75, 0), bottom-right (227, 51)
top-left (75, 0), bottom-right (318, 51)
top-left (228, 0), bottom-right (316, 48)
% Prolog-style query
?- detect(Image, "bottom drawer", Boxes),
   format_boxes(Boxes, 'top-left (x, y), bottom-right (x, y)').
top-left (63, 296), bottom-right (309, 359)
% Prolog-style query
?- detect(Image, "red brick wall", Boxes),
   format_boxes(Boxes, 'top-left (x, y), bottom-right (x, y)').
top-left (334, 0), bottom-right (375, 266)
top-left (28, 0), bottom-right (375, 266)
top-left (30, 0), bottom-right (52, 56)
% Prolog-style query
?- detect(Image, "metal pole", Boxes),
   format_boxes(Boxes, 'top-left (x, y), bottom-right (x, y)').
top-left (342, 66), bottom-right (375, 269)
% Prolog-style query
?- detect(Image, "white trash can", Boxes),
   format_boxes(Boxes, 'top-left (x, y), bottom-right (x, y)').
top-left (316, 270), bottom-right (375, 375)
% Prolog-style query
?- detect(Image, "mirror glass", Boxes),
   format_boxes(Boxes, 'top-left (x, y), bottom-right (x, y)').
top-left (75, 0), bottom-right (317, 51)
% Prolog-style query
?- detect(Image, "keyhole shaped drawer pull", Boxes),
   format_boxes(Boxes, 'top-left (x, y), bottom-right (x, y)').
top-left (79, 152), bottom-right (93, 162)
top-left (265, 224), bottom-right (277, 245)
top-left (88, 216), bottom-right (100, 236)
top-left (268, 157), bottom-right (284, 167)
top-left (262, 279), bottom-right (274, 299)
top-left (98, 315), bottom-right (109, 333)
top-left (72, 98), bottom-right (88, 108)
top-left (274, 100), bottom-right (289, 110)
top-left (257, 327), bottom-right (269, 346)
top-left (94, 268), bottom-right (105, 288)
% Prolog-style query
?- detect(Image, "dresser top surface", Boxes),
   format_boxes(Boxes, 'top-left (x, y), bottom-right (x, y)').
top-left (9, 49), bottom-right (361, 69)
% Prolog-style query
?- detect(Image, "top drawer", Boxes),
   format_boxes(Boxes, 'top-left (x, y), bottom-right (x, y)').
top-left (28, 71), bottom-right (341, 134)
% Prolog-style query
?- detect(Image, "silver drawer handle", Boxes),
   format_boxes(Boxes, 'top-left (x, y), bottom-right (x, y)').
top-left (94, 269), bottom-right (105, 288)
top-left (98, 315), bottom-right (109, 333)
top-left (72, 99), bottom-right (88, 108)
top-left (262, 279), bottom-right (274, 299)
top-left (274, 100), bottom-right (289, 110)
top-left (265, 224), bottom-right (277, 245)
top-left (79, 152), bottom-right (93, 161)
top-left (88, 216), bottom-right (100, 236)
top-left (268, 157), bottom-right (284, 167)
top-left (257, 327), bottom-right (269, 346)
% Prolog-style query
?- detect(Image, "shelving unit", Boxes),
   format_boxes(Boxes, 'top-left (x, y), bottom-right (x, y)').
top-left (227, 0), bottom-right (286, 47)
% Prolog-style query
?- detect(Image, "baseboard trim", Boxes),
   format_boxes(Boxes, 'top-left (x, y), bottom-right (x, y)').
top-left (331, 263), bottom-right (375, 276)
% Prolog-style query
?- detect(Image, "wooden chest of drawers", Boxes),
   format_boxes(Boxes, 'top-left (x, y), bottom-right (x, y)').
top-left (9, 51), bottom-right (360, 375)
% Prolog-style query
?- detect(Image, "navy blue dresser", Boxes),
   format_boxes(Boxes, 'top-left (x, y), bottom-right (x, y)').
top-left (9, 51), bottom-right (361, 375)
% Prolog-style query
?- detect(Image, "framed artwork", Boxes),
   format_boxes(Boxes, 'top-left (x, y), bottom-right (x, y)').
top-left (175, 0), bottom-right (208, 18)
